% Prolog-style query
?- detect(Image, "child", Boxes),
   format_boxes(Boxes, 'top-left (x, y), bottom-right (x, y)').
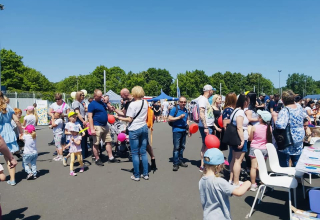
top-left (199, 148), bottom-right (251, 220)
top-left (64, 125), bottom-right (84, 176)
top-left (23, 106), bottom-right (37, 127)
top-left (63, 111), bottom-right (83, 166)
top-left (248, 110), bottom-right (272, 191)
top-left (310, 128), bottom-right (320, 147)
top-left (51, 110), bottom-right (64, 161)
top-left (20, 125), bottom-right (38, 179)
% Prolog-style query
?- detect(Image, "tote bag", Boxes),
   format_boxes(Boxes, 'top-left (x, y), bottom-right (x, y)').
top-left (222, 109), bottom-right (241, 146)
top-left (272, 108), bottom-right (294, 150)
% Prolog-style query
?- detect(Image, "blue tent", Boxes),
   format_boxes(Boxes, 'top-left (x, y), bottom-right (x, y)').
top-left (304, 94), bottom-right (320, 100)
top-left (147, 91), bottom-right (178, 102)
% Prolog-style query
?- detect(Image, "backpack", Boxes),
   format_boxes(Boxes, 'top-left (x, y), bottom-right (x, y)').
top-left (146, 106), bottom-right (154, 129)
top-left (168, 107), bottom-right (179, 127)
top-left (192, 104), bottom-right (200, 123)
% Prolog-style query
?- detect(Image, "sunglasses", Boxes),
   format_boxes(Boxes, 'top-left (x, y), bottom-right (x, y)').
top-left (80, 94), bottom-right (85, 97)
top-left (55, 99), bottom-right (61, 101)
top-left (179, 101), bottom-right (187, 103)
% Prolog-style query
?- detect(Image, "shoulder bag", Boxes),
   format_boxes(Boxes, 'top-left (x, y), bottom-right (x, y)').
top-left (222, 109), bottom-right (241, 146)
top-left (272, 108), bottom-right (294, 150)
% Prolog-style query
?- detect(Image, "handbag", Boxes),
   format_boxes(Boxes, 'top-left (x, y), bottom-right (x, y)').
top-left (272, 108), bottom-right (294, 150)
top-left (126, 100), bottom-right (144, 134)
top-left (222, 109), bottom-right (241, 146)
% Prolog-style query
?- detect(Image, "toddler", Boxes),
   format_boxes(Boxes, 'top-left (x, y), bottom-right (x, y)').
top-left (23, 106), bottom-right (37, 127)
top-left (20, 125), bottom-right (38, 179)
top-left (199, 148), bottom-right (251, 220)
top-left (51, 110), bottom-right (64, 161)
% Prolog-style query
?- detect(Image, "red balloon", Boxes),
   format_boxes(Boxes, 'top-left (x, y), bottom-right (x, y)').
top-left (218, 115), bottom-right (223, 128)
top-left (108, 115), bottom-right (116, 124)
top-left (205, 135), bottom-right (220, 149)
top-left (189, 124), bottom-right (199, 134)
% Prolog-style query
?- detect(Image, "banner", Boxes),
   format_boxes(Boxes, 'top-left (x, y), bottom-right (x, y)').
top-left (36, 100), bottom-right (48, 125)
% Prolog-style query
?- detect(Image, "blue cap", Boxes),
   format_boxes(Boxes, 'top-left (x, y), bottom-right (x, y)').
top-left (203, 148), bottom-right (224, 165)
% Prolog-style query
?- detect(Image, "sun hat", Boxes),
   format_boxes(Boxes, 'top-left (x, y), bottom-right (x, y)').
top-left (203, 148), bottom-right (224, 165)
top-left (203, 85), bottom-right (214, 92)
top-left (25, 124), bottom-right (36, 133)
top-left (24, 106), bottom-right (34, 111)
top-left (52, 109), bottom-right (63, 114)
top-left (257, 110), bottom-right (272, 122)
top-left (68, 111), bottom-right (78, 118)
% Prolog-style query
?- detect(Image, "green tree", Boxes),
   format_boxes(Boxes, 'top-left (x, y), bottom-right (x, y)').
top-left (144, 68), bottom-right (172, 95)
top-left (286, 73), bottom-right (316, 96)
top-left (209, 72), bottom-right (228, 95)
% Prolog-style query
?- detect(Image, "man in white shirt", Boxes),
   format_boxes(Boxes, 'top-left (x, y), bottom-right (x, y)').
top-left (162, 99), bottom-right (169, 122)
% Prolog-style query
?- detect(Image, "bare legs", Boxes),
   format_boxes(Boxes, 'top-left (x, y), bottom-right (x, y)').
top-left (5, 157), bottom-right (16, 182)
top-left (231, 151), bottom-right (245, 185)
top-left (250, 157), bottom-right (258, 184)
top-left (200, 144), bottom-right (206, 168)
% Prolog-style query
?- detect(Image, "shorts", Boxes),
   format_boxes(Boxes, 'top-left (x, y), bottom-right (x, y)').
top-left (249, 148), bottom-right (268, 158)
top-left (92, 125), bottom-right (112, 145)
top-left (54, 133), bottom-right (63, 149)
top-left (231, 140), bottom-right (248, 152)
top-left (162, 110), bottom-right (168, 116)
top-left (199, 126), bottom-right (214, 144)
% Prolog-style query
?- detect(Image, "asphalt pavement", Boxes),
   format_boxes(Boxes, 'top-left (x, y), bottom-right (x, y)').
top-left (0, 122), bottom-right (319, 220)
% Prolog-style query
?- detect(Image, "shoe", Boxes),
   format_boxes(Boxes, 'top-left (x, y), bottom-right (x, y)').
top-left (63, 157), bottom-right (68, 166)
top-left (27, 173), bottom-right (33, 180)
top-left (151, 158), bottom-right (157, 170)
top-left (52, 151), bottom-right (57, 156)
top-left (131, 175), bottom-right (140, 181)
top-left (233, 181), bottom-right (244, 187)
top-left (228, 180), bottom-right (234, 185)
top-left (48, 140), bottom-right (55, 146)
top-left (108, 158), bottom-right (120, 163)
top-left (140, 174), bottom-right (149, 180)
top-left (199, 166), bottom-right (204, 173)
top-left (70, 171), bottom-right (77, 176)
top-left (79, 167), bottom-right (84, 173)
top-left (250, 183), bottom-right (258, 192)
top-left (95, 159), bottom-right (104, 166)
top-left (33, 174), bottom-right (37, 179)
top-left (7, 180), bottom-right (16, 186)
top-left (13, 152), bottom-right (22, 159)
top-left (92, 157), bottom-right (95, 162)
top-left (179, 162), bottom-right (188, 168)
top-left (173, 165), bottom-right (179, 171)
top-left (53, 157), bottom-right (62, 161)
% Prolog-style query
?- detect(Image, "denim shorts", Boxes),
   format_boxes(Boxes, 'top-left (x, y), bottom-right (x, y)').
top-left (231, 140), bottom-right (248, 152)
top-left (199, 126), bottom-right (214, 144)
top-left (249, 148), bottom-right (268, 158)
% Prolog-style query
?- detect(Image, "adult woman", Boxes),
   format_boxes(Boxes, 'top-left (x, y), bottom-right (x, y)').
top-left (229, 94), bottom-right (249, 186)
top-left (275, 90), bottom-right (307, 167)
top-left (153, 101), bottom-right (161, 122)
top-left (0, 91), bottom-right (23, 186)
top-left (315, 102), bottom-right (320, 125)
top-left (49, 93), bottom-right (70, 122)
top-left (212, 95), bottom-right (222, 139)
top-left (303, 119), bottom-right (312, 146)
top-left (115, 86), bottom-right (149, 181)
top-left (72, 91), bottom-right (88, 159)
top-left (305, 101), bottom-right (315, 125)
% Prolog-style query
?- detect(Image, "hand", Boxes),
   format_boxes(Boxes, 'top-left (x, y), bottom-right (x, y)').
top-left (114, 115), bottom-right (119, 119)
top-left (91, 130), bottom-right (96, 136)
top-left (71, 138), bottom-right (74, 142)
top-left (180, 114), bottom-right (185, 119)
top-left (238, 140), bottom-right (244, 149)
top-left (188, 133), bottom-right (192, 137)
top-left (204, 128), bottom-right (209, 136)
top-left (8, 157), bottom-right (17, 169)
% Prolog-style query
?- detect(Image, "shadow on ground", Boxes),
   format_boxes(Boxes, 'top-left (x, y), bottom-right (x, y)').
top-left (2, 207), bottom-right (41, 220)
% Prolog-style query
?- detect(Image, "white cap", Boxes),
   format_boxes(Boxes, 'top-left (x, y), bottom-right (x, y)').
top-left (203, 85), bottom-right (213, 91)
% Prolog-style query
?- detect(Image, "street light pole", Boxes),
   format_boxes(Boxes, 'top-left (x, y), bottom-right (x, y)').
top-left (278, 70), bottom-right (282, 95)
top-left (0, 4), bottom-right (4, 91)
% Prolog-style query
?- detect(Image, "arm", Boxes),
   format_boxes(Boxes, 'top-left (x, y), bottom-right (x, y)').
top-left (51, 118), bottom-right (59, 127)
top-left (199, 107), bottom-right (208, 135)
top-left (114, 108), bottom-right (126, 117)
top-left (22, 118), bottom-right (26, 127)
top-left (116, 115), bottom-right (133, 123)
top-left (232, 181), bottom-right (251, 196)
top-left (88, 112), bottom-right (96, 136)
top-left (75, 109), bottom-right (85, 123)
top-left (223, 119), bottom-right (230, 130)
top-left (0, 135), bottom-right (17, 168)
top-left (74, 139), bottom-right (81, 145)
top-left (272, 111), bottom-right (278, 123)
top-left (236, 116), bottom-right (245, 149)
top-left (168, 112), bottom-right (185, 122)
top-left (245, 110), bottom-right (259, 123)
top-left (248, 125), bottom-right (255, 141)
top-left (12, 114), bottom-right (23, 135)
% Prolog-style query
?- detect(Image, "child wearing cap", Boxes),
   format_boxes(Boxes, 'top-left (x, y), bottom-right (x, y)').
top-left (20, 124), bottom-right (38, 180)
top-left (248, 110), bottom-right (272, 191)
top-left (23, 106), bottom-right (38, 127)
top-left (199, 148), bottom-right (251, 220)
top-left (50, 110), bottom-right (64, 161)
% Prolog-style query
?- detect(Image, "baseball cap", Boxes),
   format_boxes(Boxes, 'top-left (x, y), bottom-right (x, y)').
top-left (257, 110), bottom-right (272, 122)
top-left (68, 111), bottom-right (78, 118)
top-left (24, 106), bottom-right (34, 111)
top-left (203, 148), bottom-right (224, 165)
top-left (260, 93), bottom-right (266, 97)
top-left (69, 125), bottom-right (80, 132)
top-left (52, 109), bottom-right (63, 114)
top-left (25, 124), bottom-right (36, 133)
top-left (203, 85), bottom-right (213, 92)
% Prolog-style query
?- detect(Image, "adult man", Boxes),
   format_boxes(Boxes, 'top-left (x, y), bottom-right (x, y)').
top-left (162, 99), bottom-right (169, 122)
top-left (269, 94), bottom-right (283, 113)
top-left (198, 85), bottom-right (215, 172)
top-left (168, 96), bottom-right (190, 171)
top-left (88, 89), bottom-right (120, 166)
top-left (256, 93), bottom-right (266, 110)
top-left (115, 88), bottom-right (157, 170)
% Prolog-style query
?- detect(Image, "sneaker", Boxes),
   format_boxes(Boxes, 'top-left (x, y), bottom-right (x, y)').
top-left (199, 166), bottom-right (204, 173)
top-left (27, 173), bottom-right (33, 180)
top-left (233, 181), bottom-right (244, 187)
top-left (92, 157), bottom-right (95, 162)
top-left (52, 151), bottom-right (57, 156)
top-left (140, 174), bottom-right (149, 180)
top-left (228, 180), bottom-right (234, 185)
top-left (79, 167), bottom-right (84, 173)
top-left (48, 140), bottom-right (55, 146)
top-left (63, 157), bottom-right (68, 166)
top-left (108, 158), bottom-right (120, 163)
top-left (7, 180), bottom-right (16, 186)
top-left (250, 183), bottom-right (258, 192)
top-left (95, 159), bottom-right (104, 166)
top-left (179, 162), bottom-right (188, 168)
top-left (70, 171), bottom-right (77, 176)
top-left (131, 175), bottom-right (140, 181)
top-left (53, 157), bottom-right (62, 161)
top-left (173, 165), bottom-right (179, 171)
top-left (33, 174), bottom-right (37, 179)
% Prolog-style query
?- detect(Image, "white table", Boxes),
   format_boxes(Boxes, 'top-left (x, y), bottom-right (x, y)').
top-left (296, 147), bottom-right (320, 175)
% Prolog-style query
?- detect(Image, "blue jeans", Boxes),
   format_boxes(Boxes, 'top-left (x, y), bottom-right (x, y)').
top-left (22, 153), bottom-right (38, 175)
top-left (172, 131), bottom-right (187, 165)
top-left (278, 151), bottom-right (301, 167)
top-left (129, 125), bottom-right (149, 178)
top-left (77, 119), bottom-right (88, 159)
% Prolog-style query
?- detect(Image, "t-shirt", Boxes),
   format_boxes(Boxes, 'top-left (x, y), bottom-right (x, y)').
top-left (124, 99), bottom-right (135, 112)
top-left (230, 108), bottom-right (249, 140)
top-left (244, 109), bottom-right (259, 126)
top-left (169, 106), bottom-right (188, 132)
top-left (222, 107), bottom-right (234, 120)
top-left (24, 115), bottom-right (37, 127)
top-left (50, 102), bottom-right (70, 121)
top-left (199, 175), bottom-right (237, 220)
top-left (305, 107), bottom-right (314, 121)
top-left (126, 100), bottom-right (148, 131)
top-left (198, 96), bottom-right (215, 127)
top-left (65, 122), bottom-right (82, 141)
top-left (88, 100), bottom-right (108, 126)
top-left (162, 101), bottom-right (169, 111)
top-left (68, 135), bottom-right (82, 153)
top-left (251, 124), bottom-right (268, 149)
top-left (72, 101), bottom-right (86, 118)
top-left (22, 134), bottom-right (37, 155)
top-left (310, 137), bottom-right (320, 145)
top-left (53, 118), bottom-right (63, 134)
top-left (269, 100), bottom-right (283, 112)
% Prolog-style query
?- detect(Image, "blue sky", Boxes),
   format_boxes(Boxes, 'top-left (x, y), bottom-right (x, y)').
top-left (0, 0), bottom-right (319, 88)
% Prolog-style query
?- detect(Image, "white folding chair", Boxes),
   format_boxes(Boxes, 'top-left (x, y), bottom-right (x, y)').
top-left (266, 143), bottom-right (307, 198)
top-left (248, 149), bottom-right (298, 220)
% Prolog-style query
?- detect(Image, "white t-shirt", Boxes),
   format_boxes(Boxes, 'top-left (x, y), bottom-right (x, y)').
top-left (310, 137), bottom-right (320, 145)
top-left (24, 115), bottom-right (37, 127)
top-left (50, 102), bottom-right (70, 121)
top-left (22, 134), bottom-right (37, 155)
top-left (53, 118), bottom-right (64, 134)
top-left (198, 96), bottom-right (215, 127)
top-left (162, 101), bottom-right (169, 111)
top-left (305, 107), bottom-right (314, 121)
top-left (126, 100), bottom-right (148, 131)
top-left (230, 108), bottom-right (249, 141)
top-left (65, 122), bottom-right (82, 141)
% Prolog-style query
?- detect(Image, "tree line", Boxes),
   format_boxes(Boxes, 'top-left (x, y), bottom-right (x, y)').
top-left (1, 48), bottom-right (319, 101)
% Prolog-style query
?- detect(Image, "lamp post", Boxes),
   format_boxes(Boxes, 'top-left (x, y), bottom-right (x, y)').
top-left (0, 4), bottom-right (4, 91)
top-left (278, 70), bottom-right (282, 96)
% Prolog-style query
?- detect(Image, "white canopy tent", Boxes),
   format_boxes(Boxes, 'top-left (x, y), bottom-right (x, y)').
top-left (105, 90), bottom-right (122, 103)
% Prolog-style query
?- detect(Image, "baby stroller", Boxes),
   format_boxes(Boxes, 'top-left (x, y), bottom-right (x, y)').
top-left (109, 120), bottom-right (132, 161)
